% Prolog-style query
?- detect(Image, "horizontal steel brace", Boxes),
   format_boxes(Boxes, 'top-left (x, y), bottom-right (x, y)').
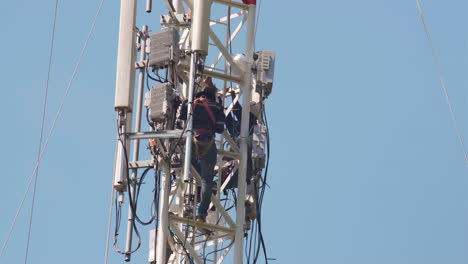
top-left (177, 63), bottom-right (243, 83)
top-left (169, 215), bottom-right (236, 234)
top-left (218, 150), bottom-right (240, 160)
top-left (182, 0), bottom-right (247, 12)
top-left (128, 160), bottom-right (154, 169)
top-left (126, 130), bottom-right (185, 140)
top-left (194, 234), bottom-right (233, 249)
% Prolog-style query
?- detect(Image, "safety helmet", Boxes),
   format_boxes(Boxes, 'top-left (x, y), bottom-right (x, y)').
top-left (196, 76), bottom-right (217, 99)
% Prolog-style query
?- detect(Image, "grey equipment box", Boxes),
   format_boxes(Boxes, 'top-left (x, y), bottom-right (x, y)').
top-left (145, 83), bottom-right (175, 123)
top-left (255, 50), bottom-right (275, 96)
top-left (147, 27), bottom-right (180, 68)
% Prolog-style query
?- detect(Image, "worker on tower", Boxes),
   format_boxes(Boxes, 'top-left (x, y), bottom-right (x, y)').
top-left (178, 76), bottom-right (225, 223)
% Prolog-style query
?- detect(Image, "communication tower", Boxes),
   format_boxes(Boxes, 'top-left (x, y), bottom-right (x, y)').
top-left (112, 0), bottom-right (275, 263)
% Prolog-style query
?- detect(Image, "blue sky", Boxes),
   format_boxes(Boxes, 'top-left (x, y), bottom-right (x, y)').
top-left (0, 0), bottom-right (467, 264)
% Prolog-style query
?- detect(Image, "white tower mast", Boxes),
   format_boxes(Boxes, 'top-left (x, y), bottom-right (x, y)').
top-left (234, 3), bottom-right (256, 263)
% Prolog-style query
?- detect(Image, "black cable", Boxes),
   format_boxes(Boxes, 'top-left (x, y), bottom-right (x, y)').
top-left (134, 167), bottom-right (156, 225)
top-left (168, 229), bottom-right (194, 254)
top-left (113, 197), bottom-right (124, 253)
top-left (167, 107), bottom-right (192, 160)
top-left (232, 188), bottom-right (237, 207)
top-left (155, 69), bottom-right (163, 82)
top-left (246, 215), bottom-right (257, 263)
top-left (145, 158), bottom-right (161, 260)
top-left (170, 230), bottom-right (195, 264)
top-left (202, 238), bottom-right (209, 264)
top-left (153, 158), bottom-right (161, 230)
top-left (253, 105), bottom-right (270, 263)
top-left (146, 108), bottom-right (155, 129)
top-left (247, 179), bottom-right (261, 263)
top-left (147, 67), bottom-right (164, 83)
top-left (204, 239), bottom-right (235, 261)
top-left (146, 67), bottom-right (152, 91)
top-left (201, 189), bottom-right (233, 263)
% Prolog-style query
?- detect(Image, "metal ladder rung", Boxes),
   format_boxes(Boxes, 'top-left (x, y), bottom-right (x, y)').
top-left (127, 129), bottom-right (186, 140)
top-left (170, 215), bottom-right (236, 234)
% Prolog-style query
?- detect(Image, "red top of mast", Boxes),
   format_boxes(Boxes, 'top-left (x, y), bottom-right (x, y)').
top-left (242, 0), bottom-right (256, 5)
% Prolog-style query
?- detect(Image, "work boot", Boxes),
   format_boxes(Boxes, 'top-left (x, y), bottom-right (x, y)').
top-left (196, 215), bottom-right (212, 236)
top-left (196, 215), bottom-right (206, 222)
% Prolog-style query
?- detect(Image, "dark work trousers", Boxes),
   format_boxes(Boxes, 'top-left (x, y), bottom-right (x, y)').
top-left (192, 140), bottom-right (217, 217)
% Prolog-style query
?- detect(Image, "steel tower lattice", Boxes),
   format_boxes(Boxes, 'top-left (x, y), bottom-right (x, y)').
top-left (112, 1), bottom-right (273, 263)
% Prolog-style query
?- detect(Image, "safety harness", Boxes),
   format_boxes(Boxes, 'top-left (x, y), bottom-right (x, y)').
top-left (192, 96), bottom-right (216, 159)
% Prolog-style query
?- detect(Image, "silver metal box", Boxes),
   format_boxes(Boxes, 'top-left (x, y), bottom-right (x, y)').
top-left (252, 124), bottom-right (267, 160)
top-left (255, 50), bottom-right (275, 96)
top-left (147, 27), bottom-right (179, 68)
top-left (145, 83), bottom-right (175, 123)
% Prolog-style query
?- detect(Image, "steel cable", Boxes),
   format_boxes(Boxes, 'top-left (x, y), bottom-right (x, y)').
top-left (23, 0), bottom-right (60, 262)
top-left (1, 0), bottom-right (106, 259)
top-left (416, 0), bottom-right (468, 162)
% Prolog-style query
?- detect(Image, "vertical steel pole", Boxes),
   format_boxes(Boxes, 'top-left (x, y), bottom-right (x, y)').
top-left (124, 24), bottom-right (147, 262)
top-left (182, 53), bottom-right (198, 182)
top-left (156, 169), bottom-right (171, 264)
top-left (234, 3), bottom-right (256, 264)
top-left (172, 3), bottom-right (185, 262)
top-left (156, 25), bottom-right (181, 261)
top-left (129, 24), bottom-right (148, 168)
top-left (183, 0), bottom-right (210, 182)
